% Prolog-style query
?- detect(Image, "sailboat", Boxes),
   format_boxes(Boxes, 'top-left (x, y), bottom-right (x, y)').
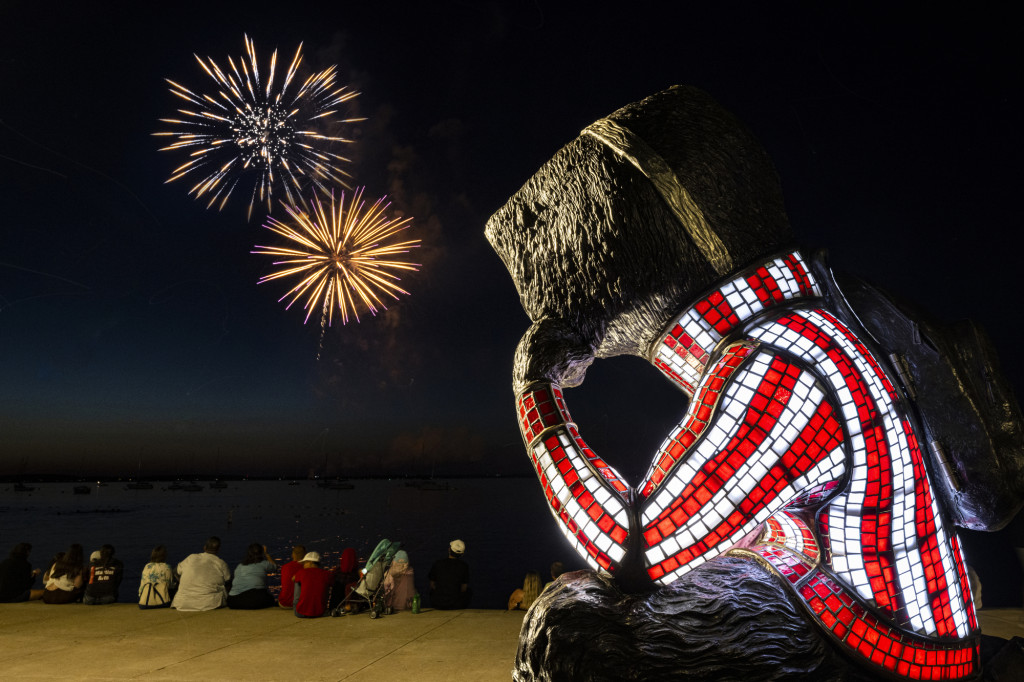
top-left (406, 443), bottom-right (452, 490)
top-left (13, 457), bottom-right (34, 491)
top-left (125, 456), bottom-right (153, 489)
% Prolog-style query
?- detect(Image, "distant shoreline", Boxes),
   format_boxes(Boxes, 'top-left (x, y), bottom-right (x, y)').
top-left (0, 474), bottom-right (528, 483)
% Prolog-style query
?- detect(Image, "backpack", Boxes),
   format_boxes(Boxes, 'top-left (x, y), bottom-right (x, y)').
top-left (810, 251), bottom-right (1024, 531)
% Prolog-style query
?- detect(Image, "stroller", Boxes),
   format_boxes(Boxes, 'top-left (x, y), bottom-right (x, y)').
top-left (331, 538), bottom-right (401, 618)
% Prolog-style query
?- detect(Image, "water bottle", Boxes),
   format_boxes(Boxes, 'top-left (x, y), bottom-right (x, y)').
top-left (412, 593), bottom-right (421, 614)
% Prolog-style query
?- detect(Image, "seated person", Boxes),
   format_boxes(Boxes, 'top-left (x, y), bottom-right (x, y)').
top-left (172, 536), bottom-right (231, 611)
top-left (329, 547), bottom-right (359, 611)
top-left (139, 545), bottom-right (176, 609)
top-left (277, 545), bottom-right (305, 608)
top-left (227, 543), bottom-right (277, 609)
top-left (547, 561), bottom-right (564, 588)
top-left (508, 571), bottom-right (541, 611)
top-left (42, 544), bottom-right (85, 604)
top-left (83, 544), bottom-right (124, 605)
top-left (0, 543), bottom-right (44, 602)
top-left (293, 551), bottom-right (334, 618)
top-left (382, 549), bottom-right (416, 612)
top-left (428, 539), bottom-right (470, 610)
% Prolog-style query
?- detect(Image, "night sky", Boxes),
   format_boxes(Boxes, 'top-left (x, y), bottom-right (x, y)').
top-left (2, 3), bottom-right (1020, 480)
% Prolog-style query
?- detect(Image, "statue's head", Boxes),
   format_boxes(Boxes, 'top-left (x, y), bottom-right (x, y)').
top-left (486, 86), bottom-right (793, 388)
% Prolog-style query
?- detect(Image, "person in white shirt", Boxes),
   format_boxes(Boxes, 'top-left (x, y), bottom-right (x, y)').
top-left (171, 537), bottom-right (231, 612)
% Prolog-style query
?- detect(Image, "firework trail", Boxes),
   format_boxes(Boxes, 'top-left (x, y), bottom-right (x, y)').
top-left (253, 188), bottom-right (420, 327)
top-left (155, 35), bottom-right (361, 219)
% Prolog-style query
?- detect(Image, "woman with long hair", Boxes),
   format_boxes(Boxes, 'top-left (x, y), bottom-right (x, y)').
top-left (508, 571), bottom-right (541, 611)
top-left (227, 542), bottom-right (277, 609)
top-left (42, 544), bottom-right (85, 604)
top-left (139, 545), bottom-right (176, 609)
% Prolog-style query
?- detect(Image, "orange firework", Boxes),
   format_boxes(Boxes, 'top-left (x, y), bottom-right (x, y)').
top-left (253, 188), bottom-right (420, 325)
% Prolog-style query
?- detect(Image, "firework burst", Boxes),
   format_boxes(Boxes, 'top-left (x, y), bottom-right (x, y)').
top-left (253, 188), bottom-right (420, 326)
top-left (155, 35), bottom-right (361, 219)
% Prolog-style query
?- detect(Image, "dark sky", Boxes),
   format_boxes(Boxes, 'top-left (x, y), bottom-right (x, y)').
top-left (1, 3), bottom-right (1020, 479)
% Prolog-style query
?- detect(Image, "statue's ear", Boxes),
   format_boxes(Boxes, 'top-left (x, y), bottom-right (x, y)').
top-left (513, 317), bottom-right (599, 393)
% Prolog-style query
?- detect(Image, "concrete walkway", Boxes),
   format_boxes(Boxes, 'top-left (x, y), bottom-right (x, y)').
top-left (1, 603), bottom-right (1022, 680)
top-left (0, 604), bottom-right (525, 681)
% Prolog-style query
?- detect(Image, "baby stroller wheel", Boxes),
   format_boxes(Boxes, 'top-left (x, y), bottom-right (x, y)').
top-left (369, 608), bottom-right (379, 619)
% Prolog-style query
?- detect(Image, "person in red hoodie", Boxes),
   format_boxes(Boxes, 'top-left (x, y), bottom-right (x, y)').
top-left (328, 547), bottom-right (359, 612)
top-left (276, 545), bottom-right (305, 609)
top-left (293, 551), bottom-right (334, 618)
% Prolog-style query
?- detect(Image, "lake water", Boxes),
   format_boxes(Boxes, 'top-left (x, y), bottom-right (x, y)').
top-left (5, 477), bottom-right (1021, 609)
top-left (0, 478), bottom-right (578, 608)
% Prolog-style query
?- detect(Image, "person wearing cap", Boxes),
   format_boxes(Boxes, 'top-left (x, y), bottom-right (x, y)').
top-left (292, 551), bottom-right (334, 618)
top-left (171, 536), bottom-right (231, 611)
top-left (83, 544), bottom-right (123, 605)
top-left (428, 539), bottom-right (470, 610)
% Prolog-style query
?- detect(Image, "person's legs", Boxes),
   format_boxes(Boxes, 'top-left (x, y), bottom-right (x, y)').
top-left (0, 589), bottom-right (31, 603)
top-left (42, 588), bottom-right (80, 604)
top-left (230, 588), bottom-right (275, 609)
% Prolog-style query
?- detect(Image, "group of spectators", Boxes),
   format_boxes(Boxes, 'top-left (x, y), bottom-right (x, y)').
top-left (0, 538), bottom-right (474, 618)
top-left (0, 542), bottom-right (126, 606)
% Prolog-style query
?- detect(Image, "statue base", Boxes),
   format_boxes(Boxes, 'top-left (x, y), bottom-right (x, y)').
top-left (515, 556), bottom-right (873, 682)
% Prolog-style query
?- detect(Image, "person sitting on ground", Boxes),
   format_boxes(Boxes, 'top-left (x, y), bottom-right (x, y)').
top-left (277, 545), bottom-right (306, 609)
top-left (139, 545), bottom-right (176, 609)
top-left (382, 549), bottom-right (416, 612)
top-left (293, 551), bottom-right (335, 618)
top-left (42, 544), bottom-right (85, 604)
top-left (171, 536), bottom-right (231, 611)
top-left (0, 543), bottom-right (44, 602)
top-left (83, 544), bottom-right (124, 605)
top-left (345, 539), bottom-right (400, 614)
top-left (227, 543), bottom-right (277, 609)
top-left (328, 547), bottom-right (359, 611)
top-left (428, 539), bottom-right (470, 610)
top-left (508, 570), bottom-right (542, 611)
top-left (546, 561), bottom-right (565, 590)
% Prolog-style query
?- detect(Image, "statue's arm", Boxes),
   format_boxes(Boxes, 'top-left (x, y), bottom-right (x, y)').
top-left (513, 319), bottom-right (634, 575)
top-left (638, 341), bottom-right (848, 584)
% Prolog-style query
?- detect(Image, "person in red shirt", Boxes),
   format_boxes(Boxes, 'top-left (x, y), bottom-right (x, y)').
top-left (277, 545), bottom-right (305, 609)
top-left (293, 551), bottom-right (334, 618)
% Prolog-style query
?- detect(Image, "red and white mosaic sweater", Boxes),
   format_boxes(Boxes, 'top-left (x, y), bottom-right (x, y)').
top-left (516, 251), bottom-right (979, 680)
